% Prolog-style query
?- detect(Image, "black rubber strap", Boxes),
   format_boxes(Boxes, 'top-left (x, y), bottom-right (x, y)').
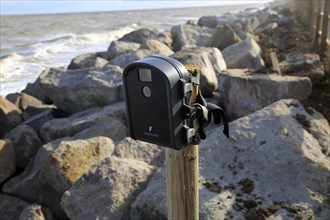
top-left (207, 103), bottom-right (229, 138)
top-left (191, 103), bottom-right (208, 142)
top-left (192, 90), bottom-right (229, 140)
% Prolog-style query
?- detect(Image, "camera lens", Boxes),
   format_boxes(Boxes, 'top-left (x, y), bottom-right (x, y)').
top-left (142, 86), bottom-right (151, 97)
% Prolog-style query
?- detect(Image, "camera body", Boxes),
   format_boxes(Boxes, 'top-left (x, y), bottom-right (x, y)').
top-left (123, 56), bottom-right (192, 150)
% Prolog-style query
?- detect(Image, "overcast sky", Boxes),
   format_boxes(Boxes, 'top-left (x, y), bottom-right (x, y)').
top-left (1, 0), bottom-right (272, 15)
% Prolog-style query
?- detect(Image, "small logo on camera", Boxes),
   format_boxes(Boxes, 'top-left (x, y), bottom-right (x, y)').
top-left (144, 126), bottom-right (159, 138)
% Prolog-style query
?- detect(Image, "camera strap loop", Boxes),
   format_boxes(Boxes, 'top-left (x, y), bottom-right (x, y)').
top-left (206, 102), bottom-right (230, 138)
top-left (184, 64), bottom-right (229, 145)
top-left (189, 90), bottom-right (229, 144)
top-left (190, 103), bottom-right (207, 144)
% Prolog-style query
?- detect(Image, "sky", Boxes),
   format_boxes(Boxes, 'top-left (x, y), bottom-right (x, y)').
top-left (0, 0), bottom-right (272, 15)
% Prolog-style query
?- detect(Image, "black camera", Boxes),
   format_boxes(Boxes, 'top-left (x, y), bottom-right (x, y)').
top-left (123, 56), bottom-right (229, 150)
top-left (123, 56), bottom-right (193, 150)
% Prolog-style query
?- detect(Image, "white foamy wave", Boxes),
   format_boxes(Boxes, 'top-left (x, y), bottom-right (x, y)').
top-left (0, 52), bottom-right (44, 96)
top-left (81, 23), bottom-right (138, 42)
top-left (33, 34), bottom-right (77, 46)
top-left (0, 53), bottom-right (27, 82)
top-left (0, 53), bottom-right (23, 70)
top-left (0, 24), bottom-right (139, 96)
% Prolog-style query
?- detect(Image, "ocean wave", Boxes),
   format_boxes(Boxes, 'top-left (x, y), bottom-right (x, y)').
top-left (27, 23), bottom-right (137, 48)
top-left (0, 24), bottom-right (139, 96)
top-left (30, 23), bottom-right (138, 61)
top-left (27, 33), bottom-right (77, 50)
top-left (40, 34), bottom-right (76, 45)
top-left (0, 52), bottom-right (42, 83)
top-left (0, 53), bottom-right (23, 70)
top-left (81, 23), bottom-right (138, 42)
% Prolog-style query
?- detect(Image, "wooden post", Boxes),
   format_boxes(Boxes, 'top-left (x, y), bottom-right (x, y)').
top-left (310, 0), bottom-right (317, 32)
top-left (304, 0), bottom-right (309, 23)
top-left (320, 0), bottom-right (329, 56)
top-left (308, 0), bottom-right (313, 29)
top-left (314, 0), bottom-right (322, 49)
top-left (165, 66), bottom-right (199, 220)
top-left (327, 39), bottom-right (330, 72)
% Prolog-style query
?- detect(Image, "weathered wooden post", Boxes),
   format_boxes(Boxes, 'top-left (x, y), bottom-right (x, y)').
top-left (320, 0), bottom-right (329, 56)
top-left (313, 0), bottom-right (322, 49)
top-left (165, 139), bottom-right (199, 219)
top-left (165, 65), bottom-right (200, 220)
top-left (123, 57), bottom-right (229, 220)
top-left (310, 0), bottom-right (317, 33)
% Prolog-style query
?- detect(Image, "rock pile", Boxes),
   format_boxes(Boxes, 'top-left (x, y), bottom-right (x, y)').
top-left (1, 2), bottom-right (329, 220)
top-left (131, 99), bottom-right (330, 219)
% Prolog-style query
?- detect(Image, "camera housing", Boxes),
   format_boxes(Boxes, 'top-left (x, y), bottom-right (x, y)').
top-left (123, 56), bottom-right (192, 150)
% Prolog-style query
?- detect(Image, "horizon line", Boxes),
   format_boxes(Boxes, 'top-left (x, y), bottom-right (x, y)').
top-left (0, 1), bottom-right (273, 16)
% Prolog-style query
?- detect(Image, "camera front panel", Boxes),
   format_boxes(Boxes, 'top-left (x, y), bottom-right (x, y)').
top-left (124, 65), bottom-right (173, 147)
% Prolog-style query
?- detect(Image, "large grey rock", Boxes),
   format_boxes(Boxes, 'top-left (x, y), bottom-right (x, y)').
top-left (0, 96), bottom-right (22, 138)
top-left (237, 8), bottom-right (278, 30)
top-left (3, 137), bottom-right (115, 219)
top-left (218, 69), bottom-right (312, 120)
top-left (140, 39), bottom-right (174, 56)
top-left (18, 204), bottom-right (54, 220)
top-left (109, 39), bottom-right (173, 59)
top-left (67, 53), bottom-right (108, 70)
top-left (109, 49), bottom-right (154, 68)
top-left (254, 8), bottom-right (280, 25)
top-left (6, 92), bottom-right (56, 120)
top-left (238, 14), bottom-right (261, 33)
top-left (102, 101), bottom-right (128, 126)
top-left (0, 140), bottom-right (16, 183)
top-left (22, 109), bottom-right (55, 133)
top-left (197, 15), bottom-right (247, 40)
top-left (198, 15), bottom-right (233, 28)
top-left (131, 99), bottom-right (330, 220)
top-left (222, 38), bottom-right (265, 70)
top-left (107, 40), bottom-right (141, 58)
top-left (160, 30), bottom-right (173, 47)
top-left (130, 167), bottom-right (167, 220)
top-left (255, 21), bottom-right (278, 34)
top-left (279, 53), bottom-right (324, 83)
top-left (198, 14), bottom-right (250, 42)
top-left (73, 116), bottom-right (127, 144)
top-left (61, 157), bottom-right (154, 220)
top-left (205, 47), bottom-right (227, 75)
top-left (172, 47), bottom-right (226, 97)
top-left (23, 65), bottom-right (124, 114)
top-left (254, 11), bottom-right (294, 33)
top-left (5, 125), bottom-right (42, 168)
top-left (40, 102), bottom-right (128, 143)
top-left (198, 9), bottom-right (277, 35)
top-left (0, 194), bottom-right (30, 220)
top-left (114, 137), bottom-right (164, 167)
top-left (206, 24), bottom-right (242, 50)
top-left (171, 24), bottom-right (213, 51)
top-left (109, 39), bottom-right (174, 69)
top-left (3, 139), bottom-right (64, 210)
top-left (42, 137), bottom-right (115, 194)
top-left (118, 28), bottom-right (172, 46)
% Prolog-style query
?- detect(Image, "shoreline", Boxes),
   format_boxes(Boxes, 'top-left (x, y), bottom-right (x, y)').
top-left (0, 3), bottom-right (263, 97)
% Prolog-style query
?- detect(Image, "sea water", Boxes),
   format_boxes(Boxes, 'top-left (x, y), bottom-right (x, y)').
top-left (0, 4), bottom-right (260, 97)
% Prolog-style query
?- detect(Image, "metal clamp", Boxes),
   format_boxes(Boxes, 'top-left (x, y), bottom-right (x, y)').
top-left (184, 125), bottom-right (196, 144)
top-left (184, 83), bottom-right (193, 95)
